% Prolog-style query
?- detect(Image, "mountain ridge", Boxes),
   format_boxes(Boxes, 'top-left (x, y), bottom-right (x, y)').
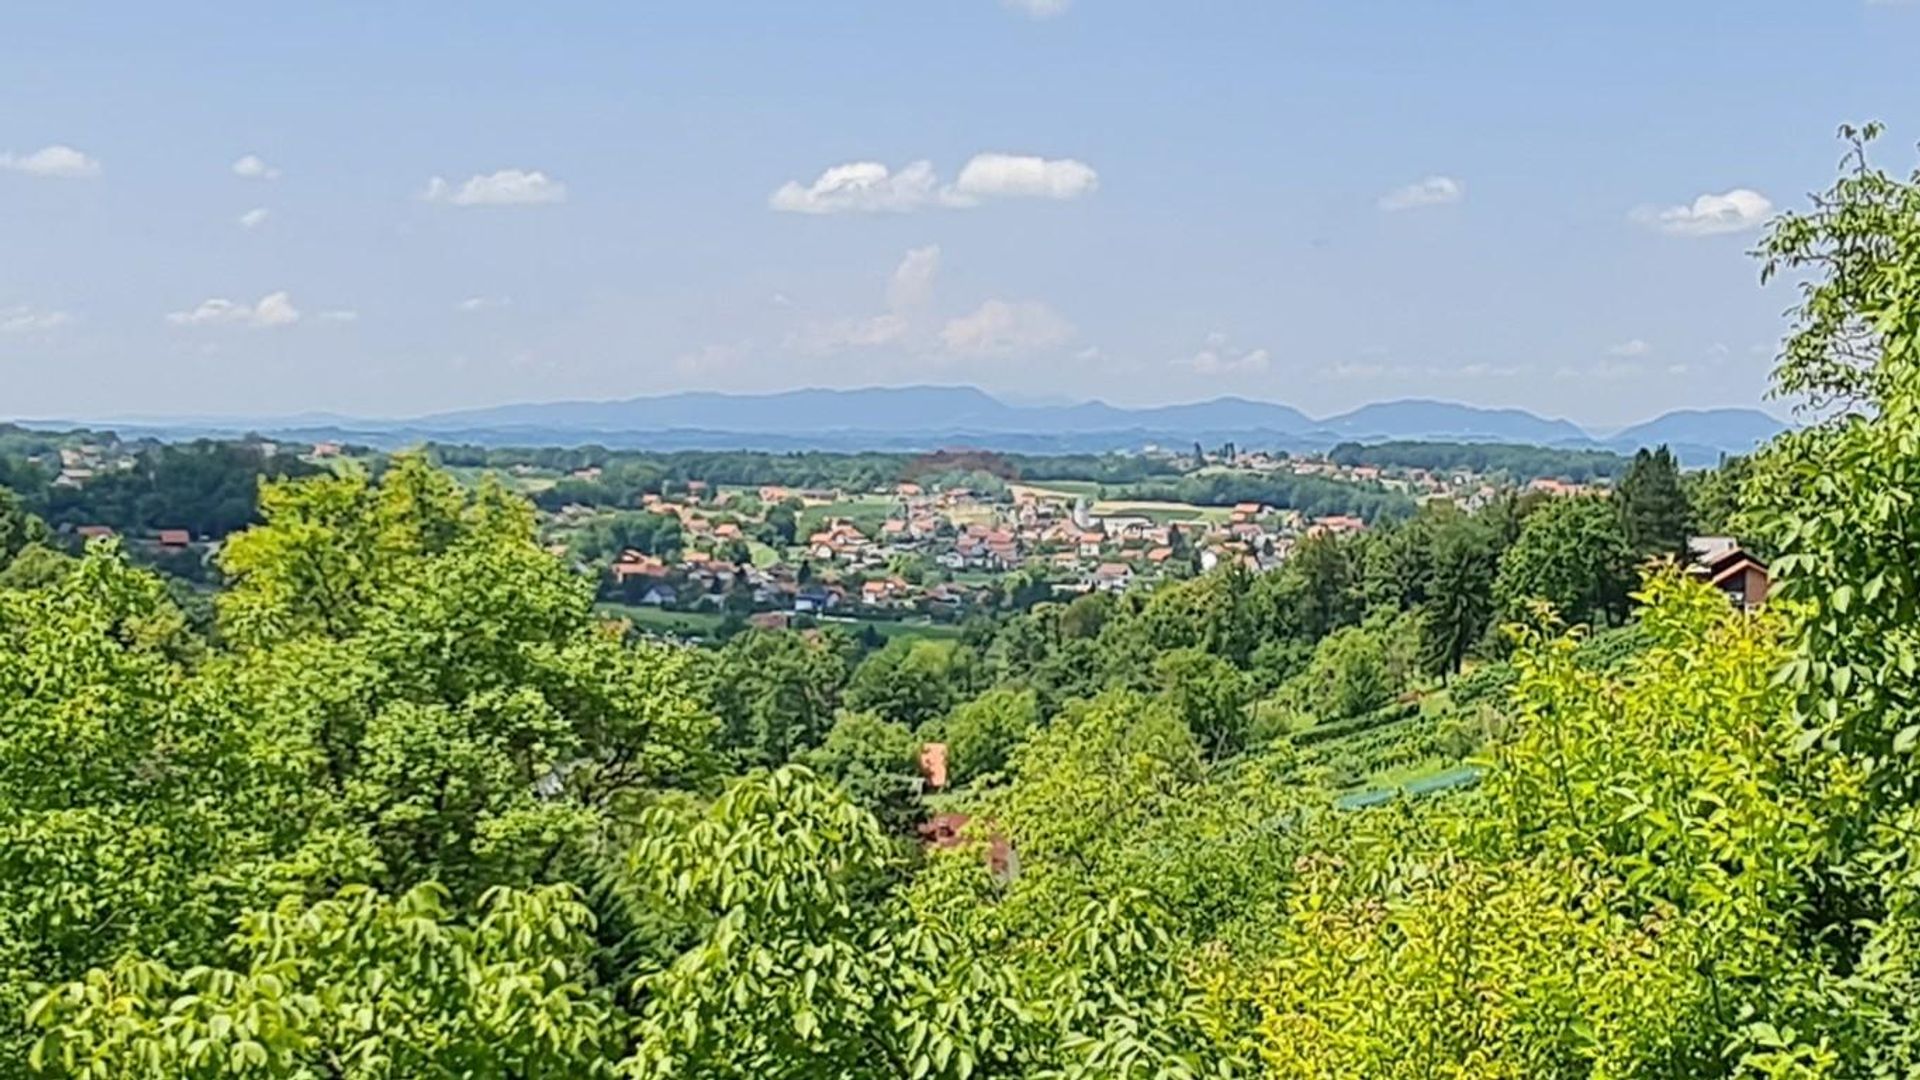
top-left (22, 388), bottom-right (1789, 464)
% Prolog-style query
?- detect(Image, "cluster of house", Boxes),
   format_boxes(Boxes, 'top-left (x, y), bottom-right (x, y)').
top-left (592, 480), bottom-right (1385, 620)
top-left (48, 444), bottom-right (134, 489)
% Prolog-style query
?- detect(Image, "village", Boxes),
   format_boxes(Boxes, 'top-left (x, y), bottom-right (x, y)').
top-left (574, 451), bottom-right (1610, 632)
top-left (11, 430), bottom-right (1649, 637)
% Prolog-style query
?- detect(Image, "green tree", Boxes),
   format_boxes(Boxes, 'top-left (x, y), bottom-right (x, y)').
top-left (1616, 444), bottom-right (1693, 559)
top-left (29, 883), bottom-right (617, 1079)
top-left (843, 638), bottom-right (973, 731)
top-left (938, 686), bottom-right (1040, 784)
top-left (1287, 624), bottom-right (1395, 723)
top-left (1153, 647), bottom-right (1254, 760)
top-left (1418, 517), bottom-right (1495, 677)
top-left (0, 487), bottom-right (49, 568)
top-left (800, 711), bottom-right (925, 830)
top-left (1493, 495), bottom-right (1636, 628)
top-left (705, 628), bottom-right (850, 765)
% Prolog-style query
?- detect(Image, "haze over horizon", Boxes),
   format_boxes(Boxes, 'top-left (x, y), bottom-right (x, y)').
top-left (6, 2), bottom-right (1915, 426)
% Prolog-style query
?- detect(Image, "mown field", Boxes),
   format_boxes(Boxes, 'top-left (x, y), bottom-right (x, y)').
top-left (597, 602), bottom-right (963, 643)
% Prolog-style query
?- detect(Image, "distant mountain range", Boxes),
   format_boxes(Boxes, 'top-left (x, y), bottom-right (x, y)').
top-left (35, 387), bottom-right (1791, 466)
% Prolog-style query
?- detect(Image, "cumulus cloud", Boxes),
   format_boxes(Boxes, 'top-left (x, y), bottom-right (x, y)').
top-left (941, 299), bottom-right (1074, 355)
top-left (791, 246), bottom-right (941, 353)
top-left (1633, 188), bottom-right (1773, 236)
top-left (0, 145), bottom-right (100, 179)
top-left (1179, 331), bottom-right (1271, 375)
top-left (791, 313), bottom-right (913, 354)
top-left (1378, 175), bottom-right (1463, 212)
top-left (786, 245), bottom-right (1072, 362)
top-left (237, 207), bottom-right (271, 230)
top-left (0, 306), bottom-right (73, 334)
top-left (1003, 0), bottom-right (1072, 17)
top-left (1607, 338), bottom-right (1651, 358)
top-left (769, 160), bottom-right (950, 214)
top-left (165, 291), bottom-right (301, 328)
top-left (952, 153), bottom-right (1098, 201)
top-left (770, 155), bottom-right (1095, 214)
top-left (456, 296), bottom-right (511, 312)
top-left (424, 169), bottom-right (567, 206)
top-left (886, 245), bottom-right (942, 312)
top-left (231, 154), bottom-right (280, 180)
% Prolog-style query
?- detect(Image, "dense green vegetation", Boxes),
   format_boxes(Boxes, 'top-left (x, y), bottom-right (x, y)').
top-left (1329, 439), bottom-right (1630, 482)
top-left (10, 127), bottom-right (1920, 1078)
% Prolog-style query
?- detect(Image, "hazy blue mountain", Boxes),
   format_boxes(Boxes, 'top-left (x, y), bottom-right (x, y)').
top-left (1124, 396), bottom-right (1313, 432)
top-left (35, 387), bottom-right (1789, 460)
top-left (415, 386), bottom-right (1017, 434)
top-left (1605, 408), bottom-right (1787, 455)
top-left (413, 387), bottom-right (1316, 437)
top-left (1317, 400), bottom-right (1590, 444)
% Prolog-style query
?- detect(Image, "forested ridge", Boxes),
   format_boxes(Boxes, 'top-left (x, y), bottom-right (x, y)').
top-left (5, 129), bottom-right (1920, 1078)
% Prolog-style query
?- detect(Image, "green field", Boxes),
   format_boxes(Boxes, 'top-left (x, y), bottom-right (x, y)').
top-left (598, 603), bottom-right (963, 644)
top-left (797, 495), bottom-right (896, 536)
top-left (598, 604), bottom-right (728, 638)
top-left (1091, 501), bottom-right (1230, 525)
top-left (444, 464), bottom-right (561, 494)
top-left (818, 616), bottom-right (964, 641)
top-left (1015, 479), bottom-right (1104, 499)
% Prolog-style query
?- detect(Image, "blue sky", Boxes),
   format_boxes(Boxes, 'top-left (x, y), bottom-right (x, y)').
top-left (3, 1), bottom-right (1916, 426)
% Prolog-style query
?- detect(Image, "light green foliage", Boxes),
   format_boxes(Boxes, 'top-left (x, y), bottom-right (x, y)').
top-left (0, 486), bottom-right (49, 567)
top-left (214, 455), bottom-right (717, 897)
top-left (4, 460), bottom-right (716, 1073)
top-left (617, 767), bottom-right (970, 1079)
top-left (0, 550), bottom-right (272, 1071)
top-left (29, 883), bottom-right (616, 1079)
top-left (938, 686), bottom-right (1040, 784)
top-left (1493, 494), bottom-right (1636, 628)
top-left (1219, 576), bottom-right (1834, 1077)
top-left (1750, 124), bottom-right (1920, 1074)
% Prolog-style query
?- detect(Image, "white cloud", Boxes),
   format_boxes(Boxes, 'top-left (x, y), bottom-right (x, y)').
top-left (1633, 188), bottom-right (1773, 236)
top-left (0, 145), bottom-right (101, 179)
top-left (165, 291), bottom-right (301, 328)
top-left (0, 306), bottom-right (73, 334)
top-left (1378, 175), bottom-right (1463, 212)
top-left (952, 153), bottom-right (1098, 201)
top-left (769, 160), bottom-right (951, 214)
top-left (318, 309), bottom-right (359, 323)
top-left (771, 155), bottom-right (1096, 214)
top-left (941, 299), bottom-right (1073, 355)
top-left (886, 245), bottom-right (942, 312)
top-left (1003, 0), bottom-right (1072, 17)
top-left (456, 296), bottom-right (511, 312)
top-left (1607, 338), bottom-right (1651, 358)
top-left (792, 313), bottom-right (913, 354)
top-left (1179, 331), bottom-right (1270, 375)
top-left (424, 169), bottom-right (567, 206)
top-left (789, 245), bottom-right (940, 353)
top-left (231, 154), bottom-right (280, 180)
top-left (674, 342), bottom-right (753, 377)
top-left (237, 207), bottom-right (271, 229)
